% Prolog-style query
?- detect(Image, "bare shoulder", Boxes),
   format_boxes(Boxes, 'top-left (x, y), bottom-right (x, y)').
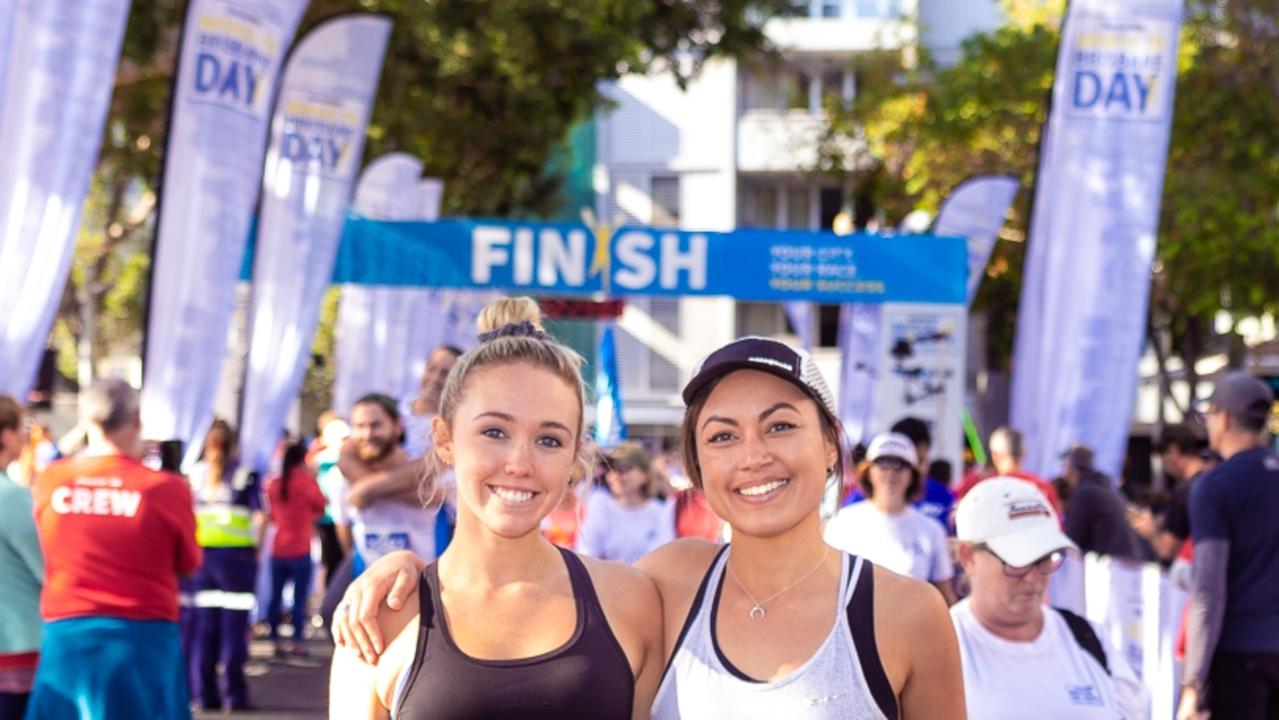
top-left (870, 565), bottom-right (955, 690)
top-left (373, 587), bottom-right (424, 706)
top-left (872, 564), bottom-right (950, 633)
top-left (579, 555), bottom-right (662, 623)
top-left (329, 588), bottom-right (422, 717)
top-left (634, 538), bottom-right (721, 602)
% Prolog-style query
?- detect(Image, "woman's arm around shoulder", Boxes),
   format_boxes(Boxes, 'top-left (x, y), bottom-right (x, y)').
top-left (635, 538), bottom-right (722, 660)
top-left (329, 587), bottom-right (422, 720)
top-left (872, 565), bottom-right (966, 720)
top-left (580, 555), bottom-right (666, 720)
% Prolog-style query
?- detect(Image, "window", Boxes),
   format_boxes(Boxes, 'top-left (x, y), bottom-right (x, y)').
top-left (780, 0), bottom-right (809, 17)
top-left (743, 66), bottom-right (787, 111)
top-left (820, 0), bottom-right (842, 17)
top-left (741, 185), bottom-right (778, 229)
top-left (736, 302), bottom-right (787, 338)
top-left (821, 69), bottom-right (848, 110)
top-left (819, 304), bottom-right (841, 347)
top-left (651, 176), bottom-right (680, 227)
top-left (786, 186), bottom-right (811, 229)
top-left (787, 71), bottom-right (813, 111)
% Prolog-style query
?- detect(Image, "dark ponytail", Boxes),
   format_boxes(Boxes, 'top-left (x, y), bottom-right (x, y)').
top-left (279, 442), bottom-right (307, 501)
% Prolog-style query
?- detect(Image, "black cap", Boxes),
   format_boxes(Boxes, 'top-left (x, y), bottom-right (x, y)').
top-left (682, 336), bottom-right (838, 420)
top-left (1206, 372), bottom-right (1275, 424)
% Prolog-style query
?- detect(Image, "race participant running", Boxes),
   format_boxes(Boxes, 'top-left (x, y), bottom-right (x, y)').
top-left (824, 431), bottom-right (957, 605)
top-left (337, 335), bottom-right (963, 718)
top-left (950, 477), bottom-right (1146, 719)
top-left (327, 301), bottom-right (662, 718)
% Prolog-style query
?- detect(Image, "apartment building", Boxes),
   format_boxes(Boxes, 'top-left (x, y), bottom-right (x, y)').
top-left (594, 0), bottom-right (1002, 438)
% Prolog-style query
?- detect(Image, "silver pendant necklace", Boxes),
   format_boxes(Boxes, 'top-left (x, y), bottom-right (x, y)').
top-left (726, 547), bottom-right (830, 620)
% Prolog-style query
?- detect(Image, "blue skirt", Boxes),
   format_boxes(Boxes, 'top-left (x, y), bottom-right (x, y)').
top-left (25, 617), bottom-right (190, 720)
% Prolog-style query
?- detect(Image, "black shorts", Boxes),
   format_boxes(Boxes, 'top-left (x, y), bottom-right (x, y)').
top-left (1204, 651), bottom-right (1279, 718)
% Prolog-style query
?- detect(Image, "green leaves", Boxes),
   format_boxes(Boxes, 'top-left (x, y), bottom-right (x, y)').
top-left (825, 0), bottom-right (1279, 370)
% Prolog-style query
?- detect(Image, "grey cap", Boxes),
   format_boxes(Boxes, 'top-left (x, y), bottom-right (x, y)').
top-left (1207, 372), bottom-right (1275, 423)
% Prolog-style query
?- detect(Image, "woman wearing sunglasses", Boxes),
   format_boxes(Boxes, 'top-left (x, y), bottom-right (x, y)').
top-left (950, 477), bottom-right (1146, 719)
top-left (824, 432), bottom-right (957, 605)
top-left (576, 443), bottom-right (674, 564)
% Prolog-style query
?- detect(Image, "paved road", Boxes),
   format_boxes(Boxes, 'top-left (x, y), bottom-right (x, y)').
top-left (194, 637), bottom-right (330, 719)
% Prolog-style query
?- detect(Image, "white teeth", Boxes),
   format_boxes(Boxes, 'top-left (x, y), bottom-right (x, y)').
top-left (738, 479), bottom-right (788, 497)
top-left (490, 487), bottom-right (535, 503)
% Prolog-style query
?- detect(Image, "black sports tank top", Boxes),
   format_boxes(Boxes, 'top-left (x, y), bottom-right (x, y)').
top-left (393, 546), bottom-right (634, 719)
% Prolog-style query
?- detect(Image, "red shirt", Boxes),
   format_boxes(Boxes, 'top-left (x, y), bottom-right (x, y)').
top-left (956, 468), bottom-right (1064, 517)
top-left (266, 467), bottom-right (326, 558)
top-left (673, 489), bottom-right (723, 542)
top-left (33, 454), bottom-right (202, 622)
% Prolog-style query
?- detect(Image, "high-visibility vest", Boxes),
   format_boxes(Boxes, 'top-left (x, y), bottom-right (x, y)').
top-left (195, 503), bottom-right (255, 548)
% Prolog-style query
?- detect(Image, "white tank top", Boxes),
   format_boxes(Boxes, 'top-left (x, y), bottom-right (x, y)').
top-left (652, 548), bottom-right (896, 719)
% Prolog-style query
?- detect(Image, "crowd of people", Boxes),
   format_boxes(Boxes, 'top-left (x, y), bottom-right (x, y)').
top-left (0, 293), bottom-right (1276, 719)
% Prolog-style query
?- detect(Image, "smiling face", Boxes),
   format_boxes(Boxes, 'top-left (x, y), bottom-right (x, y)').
top-left (433, 362), bottom-right (581, 539)
top-left (692, 369), bottom-right (838, 538)
top-left (350, 402), bottom-right (401, 463)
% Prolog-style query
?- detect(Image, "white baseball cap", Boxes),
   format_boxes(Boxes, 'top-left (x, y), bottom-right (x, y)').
top-left (955, 477), bottom-right (1077, 567)
top-left (866, 432), bottom-right (918, 468)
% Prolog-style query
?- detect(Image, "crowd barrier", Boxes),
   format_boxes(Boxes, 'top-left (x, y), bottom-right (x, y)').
top-left (1050, 553), bottom-right (1189, 719)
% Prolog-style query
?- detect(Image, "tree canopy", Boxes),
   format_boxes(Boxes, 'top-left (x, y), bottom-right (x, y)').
top-left (823, 0), bottom-right (1279, 404)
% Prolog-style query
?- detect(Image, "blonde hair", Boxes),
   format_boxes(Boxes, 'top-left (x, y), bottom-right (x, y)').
top-left (428, 296), bottom-right (590, 489)
top-left (476, 296), bottom-right (544, 334)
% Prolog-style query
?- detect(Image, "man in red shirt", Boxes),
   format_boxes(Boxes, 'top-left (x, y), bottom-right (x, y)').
top-left (26, 379), bottom-right (202, 720)
top-left (956, 425), bottom-right (1063, 516)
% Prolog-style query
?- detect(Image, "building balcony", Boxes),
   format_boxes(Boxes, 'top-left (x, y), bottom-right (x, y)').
top-left (737, 109), bottom-right (863, 174)
top-left (763, 14), bottom-right (916, 55)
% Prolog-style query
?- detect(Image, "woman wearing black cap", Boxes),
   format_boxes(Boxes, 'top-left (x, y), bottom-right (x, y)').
top-left (336, 336), bottom-right (964, 718)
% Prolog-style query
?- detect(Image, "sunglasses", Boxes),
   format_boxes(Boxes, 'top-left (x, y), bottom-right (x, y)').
top-left (871, 457), bottom-right (911, 472)
top-left (975, 544), bottom-right (1066, 579)
top-left (609, 461), bottom-right (634, 474)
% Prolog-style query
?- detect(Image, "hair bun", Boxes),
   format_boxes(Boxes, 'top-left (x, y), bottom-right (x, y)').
top-left (478, 320), bottom-right (553, 344)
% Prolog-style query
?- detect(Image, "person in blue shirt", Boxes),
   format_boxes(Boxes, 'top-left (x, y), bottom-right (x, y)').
top-left (0, 395), bottom-right (41, 720)
top-left (1180, 373), bottom-right (1279, 720)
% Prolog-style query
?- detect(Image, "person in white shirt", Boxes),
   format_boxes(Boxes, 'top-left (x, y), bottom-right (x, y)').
top-left (951, 477), bottom-right (1148, 719)
top-left (577, 443), bottom-right (674, 564)
top-left (824, 432), bottom-right (957, 604)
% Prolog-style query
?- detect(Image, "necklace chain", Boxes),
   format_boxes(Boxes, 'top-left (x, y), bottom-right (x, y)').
top-left (726, 547), bottom-right (830, 621)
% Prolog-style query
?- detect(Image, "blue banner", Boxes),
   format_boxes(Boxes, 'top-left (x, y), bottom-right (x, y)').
top-left (331, 217), bottom-right (966, 305)
top-left (593, 326), bottom-right (627, 447)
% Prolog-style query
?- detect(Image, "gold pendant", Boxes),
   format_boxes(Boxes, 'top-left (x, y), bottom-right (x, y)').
top-left (749, 605), bottom-right (765, 620)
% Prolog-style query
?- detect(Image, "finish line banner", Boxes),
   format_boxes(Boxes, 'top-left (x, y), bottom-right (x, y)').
top-left (332, 218), bottom-right (967, 305)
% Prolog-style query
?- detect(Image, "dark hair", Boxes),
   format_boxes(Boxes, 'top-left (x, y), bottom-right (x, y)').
top-left (680, 374), bottom-right (845, 490)
top-left (352, 392), bottom-right (405, 445)
top-left (928, 458), bottom-right (953, 487)
top-left (1155, 423), bottom-right (1208, 455)
top-left (279, 441), bottom-right (308, 501)
top-left (890, 416), bottom-right (931, 450)
top-left (1230, 408), bottom-right (1270, 434)
top-left (857, 459), bottom-right (922, 501)
top-left (353, 392), bottom-right (400, 422)
top-left (201, 418), bottom-right (238, 488)
top-left (437, 344), bottom-right (464, 358)
top-left (0, 394), bottom-right (21, 434)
